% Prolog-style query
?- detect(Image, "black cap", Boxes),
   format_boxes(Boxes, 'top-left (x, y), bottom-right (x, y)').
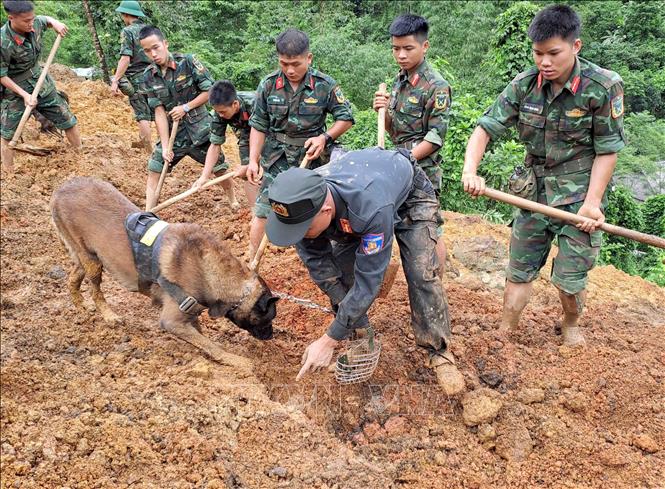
top-left (266, 167), bottom-right (327, 246)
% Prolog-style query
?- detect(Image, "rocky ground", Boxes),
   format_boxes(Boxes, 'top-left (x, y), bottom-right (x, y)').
top-left (1, 66), bottom-right (664, 488)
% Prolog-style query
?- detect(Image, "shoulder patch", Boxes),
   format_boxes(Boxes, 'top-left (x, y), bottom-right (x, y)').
top-left (334, 86), bottom-right (346, 104)
top-left (611, 94), bottom-right (624, 119)
top-left (191, 55), bottom-right (206, 73)
top-left (434, 89), bottom-right (449, 111)
top-left (361, 233), bottom-right (384, 255)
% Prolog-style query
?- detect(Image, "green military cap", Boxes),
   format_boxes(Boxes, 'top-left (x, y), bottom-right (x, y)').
top-left (266, 168), bottom-right (327, 246)
top-left (116, 0), bottom-right (146, 18)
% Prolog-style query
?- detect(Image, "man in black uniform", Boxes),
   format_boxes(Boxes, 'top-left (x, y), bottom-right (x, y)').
top-left (265, 147), bottom-right (465, 395)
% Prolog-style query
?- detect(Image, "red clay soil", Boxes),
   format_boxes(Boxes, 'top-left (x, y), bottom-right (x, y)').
top-left (1, 67), bottom-right (664, 488)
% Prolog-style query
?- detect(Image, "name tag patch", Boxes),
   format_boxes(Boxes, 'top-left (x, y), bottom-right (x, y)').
top-left (522, 103), bottom-right (543, 114)
top-left (361, 233), bottom-right (384, 255)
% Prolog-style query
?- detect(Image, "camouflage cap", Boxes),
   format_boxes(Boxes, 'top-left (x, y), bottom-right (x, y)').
top-left (116, 0), bottom-right (146, 17)
top-left (266, 168), bottom-right (327, 246)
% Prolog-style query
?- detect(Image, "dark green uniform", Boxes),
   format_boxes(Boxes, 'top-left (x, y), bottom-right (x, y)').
top-left (249, 68), bottom-right (354, 217)
top-left (142, 53), bottom-right (226, 173)
top-left (388, 59), bottom-right (451, 194)
top-left (478, 57), bottom-right (626, 294)
top-left (209, 91), bottom-right (255, 165)
top-left (0, 16), bottom-right (76, 140)
top-left (116, 19), bottom-right (152, 121)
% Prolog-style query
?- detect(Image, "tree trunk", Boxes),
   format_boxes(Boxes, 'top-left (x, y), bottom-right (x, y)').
top-left (82, 0), bottom-right (110, 84)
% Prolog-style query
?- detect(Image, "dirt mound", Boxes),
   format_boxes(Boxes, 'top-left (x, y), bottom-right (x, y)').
top-left (1, 72), bottom-right (664, 488)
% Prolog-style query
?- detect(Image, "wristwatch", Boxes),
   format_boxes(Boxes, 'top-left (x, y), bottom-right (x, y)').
top-left (183, 103), bottom-right (191, 113)
top-left (323, 131), bottom-right (333, 145)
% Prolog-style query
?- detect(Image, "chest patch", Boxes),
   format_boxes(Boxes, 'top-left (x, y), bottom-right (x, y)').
top-left (407, 95), bottom-right (419, 104)
top-left (304, 97), bottom-right (318, 104)
top-left (565, 108), bottom-right (587, 117)
top-left (339, 218), bottom-right (353, 234)
top-left (361, 233), bottom-right (384, 255)
top-left (522, 103), bottom-right (543, 114)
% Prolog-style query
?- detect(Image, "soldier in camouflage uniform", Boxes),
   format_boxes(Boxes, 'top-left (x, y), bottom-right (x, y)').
top-left (246, 28), bottom-right (354, 257)
top-left (462, 5), bottom-right (626, 348)
top-left (193, 79), bottom-right (256, 209)
top-left (373, 14), bottom-right (452, 274)
top-left (138, 26), bottom-right (234, 210)
top-left (110, 0), bottom-right (152, 151)
top-left (0, 0), bottom-right (80, 175)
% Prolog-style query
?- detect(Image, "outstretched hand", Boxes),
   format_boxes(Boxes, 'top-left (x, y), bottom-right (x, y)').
top-left (296, 334), bottom-right (338, 381)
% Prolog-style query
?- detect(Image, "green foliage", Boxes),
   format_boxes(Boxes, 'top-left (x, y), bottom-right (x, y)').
top-left (600, 185), bottom-right (644, 274)
top-left (487, 1), bottom-right (540, 89)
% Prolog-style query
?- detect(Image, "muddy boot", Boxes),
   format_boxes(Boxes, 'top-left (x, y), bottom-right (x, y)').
top-left (429, 350), bottom-right (465, 396)
top-left (562, 326), bottom-right (586, 348)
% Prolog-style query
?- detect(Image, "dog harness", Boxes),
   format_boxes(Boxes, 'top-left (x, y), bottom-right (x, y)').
top-left (124, 212), bottom-right (208, 316)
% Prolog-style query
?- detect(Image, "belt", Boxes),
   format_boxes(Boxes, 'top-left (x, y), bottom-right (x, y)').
top-left (271, 132), bottom-right (318, 147)
top-left (396, 140), bottom-right (421, 150)
top-left (526, 154), bottom-right (594, 177)
top-left (9, 65), bottom-right (41, 83)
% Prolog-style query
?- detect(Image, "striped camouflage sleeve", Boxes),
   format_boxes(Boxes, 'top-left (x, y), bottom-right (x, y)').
top-left (477, 78), bottom-right (521, 140)
top-left (592, 82), bottom-right (627, 154)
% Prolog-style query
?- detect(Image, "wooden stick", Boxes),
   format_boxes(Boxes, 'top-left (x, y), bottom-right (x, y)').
top-left (483, 187), bottom-right (665, 249)
top-left (376, 83), bottom-right (400, 298)
top-left (250, 156), bottom-right (310, 271)
top-left (9, 35), bottom-right (63, 148)
top-left (150, 171), bottom-right (235, 213)
top-left (377, 82), bottom-right (387, 149)
top-left (149, 119), bottom-right (179, 209)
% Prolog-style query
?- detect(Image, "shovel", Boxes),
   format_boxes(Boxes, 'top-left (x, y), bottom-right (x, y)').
top-left (482, 187), bottom-right (665, 249)
top-left (149, 170), bottom-right (235, 213)
top-left (148, 119), bottom-right (179, 210)
top-left (9, 34), bottom-right (63, 150)
top-left (376, 82), bottom-right (401, 299)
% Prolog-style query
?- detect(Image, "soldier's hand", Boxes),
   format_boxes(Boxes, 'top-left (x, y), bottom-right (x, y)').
top-left (169, 105), bottom-right (187, 121)
top-left (110, 80), bottom-right (120, 95)
top-left (462, 171), bottom-right (486, 198)
top-left (304, 134), bottom-right (326, 160)
top-left (246, 161), bottom-right (263, 186)
top-left (162, 149), bottom-right (174, 164)
top-left (373, 91), bottom-right (390, 112)
top-left (51, 20), bottom-right (69, 37)
top-left (576, 203), bottom-right (605, 233)
top-left (296, 334), bottom-right (338, 381)
top-left (234, 165), bottom-right (249, 180)
top-left (22, 93), bottom-right (36, 109)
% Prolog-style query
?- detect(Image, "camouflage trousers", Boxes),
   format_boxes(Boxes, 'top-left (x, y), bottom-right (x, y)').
top-left (147, 136), bottom-right (227, 174)
top-left (298, 166), bottom-right (452, 353)
top-left (119, 75), bottom-right (153, 122)
top-left (1, 85), bottom-right (76, 140)
top-left (507, 199), bottom-right (603, 295)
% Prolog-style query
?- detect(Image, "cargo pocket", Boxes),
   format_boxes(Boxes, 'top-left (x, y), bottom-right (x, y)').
top-left (268, 103), bottom-right (289, 126)
top-left (186, 110), bottom-right (211, 146)
top-left (544, 171), bottom-right (591, 207)
top-left (518, 112), bottom-right (546, 154)
top-left (559, 113), bottom-right (592, 144)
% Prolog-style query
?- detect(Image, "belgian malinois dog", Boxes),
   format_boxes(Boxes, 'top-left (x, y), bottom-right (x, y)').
top-left (50, 177), bottom-right (277, 368)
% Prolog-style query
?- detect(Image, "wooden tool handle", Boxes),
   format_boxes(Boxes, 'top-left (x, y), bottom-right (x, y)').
top-left (150, 119), bottom-right (179, 209)
top-left (9, 35), bottom-right (63, 148)
top-left (377, 82), bottom-right (387, 149)
top-left (150, 170), bottom-right (235, 213)
top-left (249, 156), bottom-right (311, 271)
top-left (483, 187), bottom-right (665, 249)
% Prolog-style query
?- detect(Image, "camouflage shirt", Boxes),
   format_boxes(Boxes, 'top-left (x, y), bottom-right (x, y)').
top-left (388, 59), bottom-right (451, 150)
top-left (210, 91), bottom-right (255, 164)
top-left (249, 67), bottom-right (354, 168)
top-left (118, 19), bottom-right (151, 81)
top-left (142, 53), bottom-right (215, 146)
top-left (0, 16), bottom-right (56, 96)
top-left (478, 57), bottom-right (626, 207)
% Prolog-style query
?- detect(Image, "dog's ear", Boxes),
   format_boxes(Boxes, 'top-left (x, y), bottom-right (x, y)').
top-left (258, 294), bottom-right (279, 313)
